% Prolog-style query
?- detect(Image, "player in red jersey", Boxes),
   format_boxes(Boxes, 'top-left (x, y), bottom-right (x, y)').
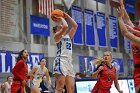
top-left (11, 49), bottom-right (29, 93)
top-left (117, 4), bottom-right (140, 93)
top-left (91, 51), bottom-right (123, 93)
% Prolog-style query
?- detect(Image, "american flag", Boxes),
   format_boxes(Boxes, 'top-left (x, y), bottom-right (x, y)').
top-left (39, 0), bottom-right (54, 16)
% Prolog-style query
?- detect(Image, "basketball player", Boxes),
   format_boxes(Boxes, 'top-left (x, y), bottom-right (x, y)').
top-left (117, 6), bottom-right (140, 93)
top-left (91, 51), bottom-right (123, 93)
top-left (28, 58), bottom-right (51, 93)
top-left (52, 12), bottom-right (78, 93)
top-left (4, 76), bottom-right (13, 93)
top-left (11, 49), bottom-right (29, 93)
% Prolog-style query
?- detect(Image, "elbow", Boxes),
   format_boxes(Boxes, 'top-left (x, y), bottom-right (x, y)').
top-left (75, 24), bottom-right (78, 29)
top-left (63, 23), bottom-right (68, 28)
top-left (74, 23), bottom-right (78, 29)
top-left (63, 24), bottom-right (68, 30)
top-left (72, 24), bottom-right (78, 31)
top-left (75, 23), bottom-right (78, 27)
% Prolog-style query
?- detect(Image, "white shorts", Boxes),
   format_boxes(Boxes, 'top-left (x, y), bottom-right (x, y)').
top-left (53, 57), bottom-right (75, 77)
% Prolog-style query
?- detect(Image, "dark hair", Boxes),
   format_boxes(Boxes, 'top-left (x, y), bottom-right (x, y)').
top-left (17, 49), bottom-right (25, 62)
top-left (40, 57), bottom-right (48, 62)
top-left (7, 76), bottom-right (12, 81)
top-left (40, 58), bottom-right (45, 62)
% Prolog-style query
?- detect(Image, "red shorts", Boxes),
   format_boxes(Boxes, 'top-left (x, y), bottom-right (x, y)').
top-left (134, 67), bottom-right (140, 87)
top-left (11, 80), bottom-right (25, 93)
top-left (92, 84), bottom-right (110, 93)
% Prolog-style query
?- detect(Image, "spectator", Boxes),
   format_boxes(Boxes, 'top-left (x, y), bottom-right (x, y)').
top-left (40, 76), bottom-right (48, 93)
top-left (4, 76), bottom-right (13, 93)
top-left (0, 83), bottom-right (2, 93)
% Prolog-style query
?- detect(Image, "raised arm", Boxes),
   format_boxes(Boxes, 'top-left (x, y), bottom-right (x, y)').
top-left (117, 8), bottom-right (140, 46)
top-left (64, 13), bottom-right (78, 39)
top-left (122, 8), bottom-right (134, 27)
top-left (125, 24), bottom-right (140, 34)
top-left (120, 2), bottom-right (134, 27)
top-left (54, 17), bottom-right (68, 43)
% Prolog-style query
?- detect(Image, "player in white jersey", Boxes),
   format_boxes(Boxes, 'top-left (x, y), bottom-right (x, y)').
top-left (28, 58), bottom-right (51, 93)
top-left (52, 12), bottom-right (78, 93)
top-left (54, 35), bottom-right (74, 77)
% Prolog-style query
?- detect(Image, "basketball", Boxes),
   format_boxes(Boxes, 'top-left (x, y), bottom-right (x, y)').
top-left (109, 0), bottom-right (121, 8)
top-left (51, 9), bottom-right (64, 22)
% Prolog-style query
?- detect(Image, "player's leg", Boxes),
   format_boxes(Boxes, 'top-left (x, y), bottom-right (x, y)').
top-left (138, 88), bottom-right (140, 93)
top-left (31, 86), bottom-right (41, 93)
top-left (55, 74), bottom-right (65, 93)
top-left (135, 85), bottom-right (140, 93)
top-left (65, 75), bottom-right (75, 93)
top-left (134, 68), bottom-right (140, 93)
top-left (92, 83), bottom-right (98, 93)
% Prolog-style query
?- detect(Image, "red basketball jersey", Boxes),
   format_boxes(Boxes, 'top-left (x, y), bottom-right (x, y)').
top-left (94, 63), bottom-right (116, 89)
top-left (12, 60), bottom-right (28, 81)
top-left (131, 26), bottom-right (140, 65)
top-left (11, 59), bottom-right (28, 93)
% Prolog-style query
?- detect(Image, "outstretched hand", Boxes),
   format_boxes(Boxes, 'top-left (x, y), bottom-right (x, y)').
top-left (117, 7), bottom-right (124, 18)
top-left (47, 80), bottom-right (51, 89)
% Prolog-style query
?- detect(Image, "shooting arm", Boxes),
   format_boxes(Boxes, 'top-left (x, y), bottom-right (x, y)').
top-left (65, 13), bottom-right (78, 39)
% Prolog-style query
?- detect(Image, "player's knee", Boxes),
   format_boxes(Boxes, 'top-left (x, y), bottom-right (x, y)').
top-left (56, 81), bottom-right (65, 91)
top-left (55, 88), bottom-right (63, 92)
top-left (57, 79), bottom-right (65, 87)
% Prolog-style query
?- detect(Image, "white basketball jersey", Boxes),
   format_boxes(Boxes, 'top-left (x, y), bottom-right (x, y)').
top-left (34, 66), bottom-right (47, 81)
top-left (56, 35), bottom-right (72, 58)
